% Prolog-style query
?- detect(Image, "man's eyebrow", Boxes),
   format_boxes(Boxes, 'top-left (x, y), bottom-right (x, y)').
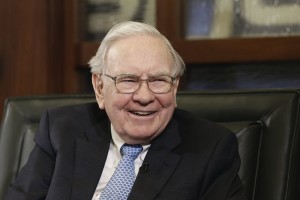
top-left (116, 73), bottom-right (172, 77)
top-left (116, 73), bottom-right (138, 77)
top-left (148, 73), bottom-right (173, 76)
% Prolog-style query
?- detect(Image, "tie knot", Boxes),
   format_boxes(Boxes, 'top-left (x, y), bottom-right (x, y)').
top-left (121, 144), bottom-right (142, 160)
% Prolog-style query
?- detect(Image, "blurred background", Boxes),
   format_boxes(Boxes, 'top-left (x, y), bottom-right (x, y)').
top-left (1, 0), bottom-right (300, 118)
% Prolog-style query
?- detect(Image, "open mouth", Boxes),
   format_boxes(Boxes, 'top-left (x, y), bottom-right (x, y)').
top-left (130, 111), bottom-right (156, 116)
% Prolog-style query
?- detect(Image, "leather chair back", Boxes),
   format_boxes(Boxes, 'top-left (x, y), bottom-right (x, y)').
top-left (176, 90), bottom-right (300, 200)
top-left (0, 95), bottom-right (95, 199)
top-left (1, 90), bottom-right (300, 200)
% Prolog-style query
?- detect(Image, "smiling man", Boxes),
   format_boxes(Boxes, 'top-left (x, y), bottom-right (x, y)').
top-left (91, 31), bottom-right (179, 145)
top-left (5, 21), bottom-right (246, 200)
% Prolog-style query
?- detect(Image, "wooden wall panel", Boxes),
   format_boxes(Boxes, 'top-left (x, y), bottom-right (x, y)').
top-left (0, 0), bottom-right (65, 119)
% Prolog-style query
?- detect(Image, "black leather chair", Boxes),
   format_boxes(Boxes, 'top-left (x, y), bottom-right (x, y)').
top-left (1, 90), bottom-right (300, 200)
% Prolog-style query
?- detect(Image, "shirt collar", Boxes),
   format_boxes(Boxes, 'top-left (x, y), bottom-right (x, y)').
top-left (110, 124), bottom-right (150, 156)
top-left (110, 124), bottom-right (124, 153)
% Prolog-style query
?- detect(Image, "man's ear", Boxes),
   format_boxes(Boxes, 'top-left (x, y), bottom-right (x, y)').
top-left (92, 73), bottom-right (105, 109)
top-left (173, 78), bottom-right (180, 107)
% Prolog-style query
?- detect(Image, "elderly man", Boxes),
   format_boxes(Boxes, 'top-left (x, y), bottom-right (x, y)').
top-left (5, 21), bottom-right (245, 200)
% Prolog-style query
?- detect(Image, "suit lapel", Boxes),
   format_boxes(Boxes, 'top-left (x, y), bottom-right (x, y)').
top-left (69, 110), bottom-right (182, 200)
top-left (71, 120), bottom-right (111, 200)
top-left (129, 119), bottom-right (182, 200)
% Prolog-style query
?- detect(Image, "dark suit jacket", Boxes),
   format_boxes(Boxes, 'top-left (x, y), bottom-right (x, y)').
top-left (5, 103), bottom-right (245, 200)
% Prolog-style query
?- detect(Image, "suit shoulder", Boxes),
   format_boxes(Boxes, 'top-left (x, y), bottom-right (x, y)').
top-left (174, 108), bottom-right (232, 133)
top-left (35, 102), bottom-right (108, 153)
top-left (173, 108), bottom-right (235, 143)
top-left (172, 108), bottom-right (238, 155)
top-left (47, 102), bottom-right (98, 115)
top-left (46, 102), bottom-right (106, 122)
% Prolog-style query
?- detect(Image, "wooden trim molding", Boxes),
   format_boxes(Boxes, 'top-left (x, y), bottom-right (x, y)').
top-left (156, 0), bottom-right (300, 64)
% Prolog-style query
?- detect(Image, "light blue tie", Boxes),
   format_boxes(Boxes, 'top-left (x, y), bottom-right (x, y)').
top-left (100, 144), bottom-right (143, 200)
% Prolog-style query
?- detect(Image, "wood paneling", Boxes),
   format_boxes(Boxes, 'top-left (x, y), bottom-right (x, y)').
top-left (0, 0), bottom-right (65, 118)
top-left (1, 0), bottom-right (300, 119)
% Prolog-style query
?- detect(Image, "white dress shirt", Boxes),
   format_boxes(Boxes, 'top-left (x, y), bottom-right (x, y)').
top-left (91, 124), bottom-right (150, 200)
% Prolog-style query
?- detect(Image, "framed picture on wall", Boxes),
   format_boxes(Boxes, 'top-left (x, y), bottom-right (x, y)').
top-left (78, 0), bottom-right (156, 41)
top-left (157, 0), bottom-right (300, 64)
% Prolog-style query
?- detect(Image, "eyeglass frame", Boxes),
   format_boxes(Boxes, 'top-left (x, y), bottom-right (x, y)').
top-left (100, 73), bottom-right (177, 94)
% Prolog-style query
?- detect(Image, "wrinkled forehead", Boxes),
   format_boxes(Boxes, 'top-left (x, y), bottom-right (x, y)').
top-left (107, 34), bottom-right (171, 57)
top-left (104, 35), bottom-right (174, 74)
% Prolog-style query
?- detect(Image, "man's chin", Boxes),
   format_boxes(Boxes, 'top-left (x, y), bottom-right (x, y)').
top-left (124, 130), bottom-right (160, 144)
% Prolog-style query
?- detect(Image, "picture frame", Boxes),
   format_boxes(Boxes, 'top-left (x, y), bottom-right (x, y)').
top-left (156, 0), bottom-right (300, 64)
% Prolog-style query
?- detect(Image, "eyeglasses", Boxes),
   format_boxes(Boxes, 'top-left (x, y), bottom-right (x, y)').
top-left (103, 74), bottom-right (176, 94)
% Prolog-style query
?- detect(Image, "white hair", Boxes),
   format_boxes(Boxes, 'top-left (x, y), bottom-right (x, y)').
top-left (88, 21), bottom-right (185, 77)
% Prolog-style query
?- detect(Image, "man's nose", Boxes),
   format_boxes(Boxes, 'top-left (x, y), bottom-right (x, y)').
top-left (132, 81), bottom-right (155, 104)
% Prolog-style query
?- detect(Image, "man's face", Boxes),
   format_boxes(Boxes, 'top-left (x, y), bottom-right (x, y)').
top-left (92, 35), bottom-right (179, 144)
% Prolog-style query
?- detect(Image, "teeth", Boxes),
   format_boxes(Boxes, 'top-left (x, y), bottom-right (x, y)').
top-left (131, 111), bottom-right (153, 116)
